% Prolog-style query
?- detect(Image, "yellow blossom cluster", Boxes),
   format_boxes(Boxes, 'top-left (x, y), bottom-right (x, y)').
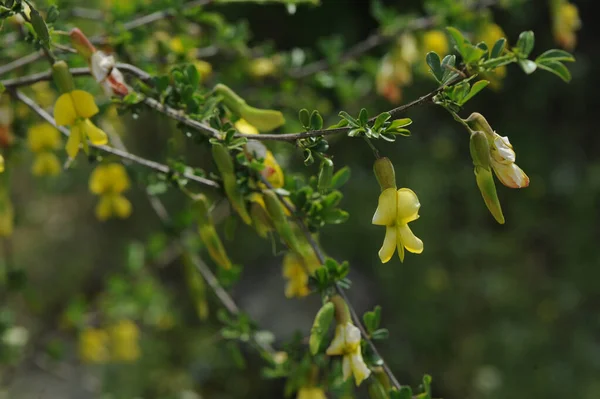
top-left (78, 320), bottom-right (141, 364)
top-left (27, 123), bottom-right (62, 176)
top-left (89, 163), bottom-right (132, 221)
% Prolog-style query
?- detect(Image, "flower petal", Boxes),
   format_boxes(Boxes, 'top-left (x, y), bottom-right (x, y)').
top-left (344, 323), bottom-right (361, 349)
top-left (71, 90), bottom-right (99, 118)
top-left (65, 125), bottom-right (81, 159)
top-left (492, 134), bottom-right (515, 162)
top-left (342, 355), bottom-right (352, 382)
top-left (372, 188), bottom-right (397, 225)
top-left (95, 196), bottom-right (113, 221)
top-left (54, 93), bottom-right (77, 126)
top-left (492, 162), bottom-right (530, 188)
top-left (378, 225), bottom-right (397, 263)
top-left (396, 188), bottom-right (420, 223)
top-left (326, 325), bottom-right (346, 356)
top-left (349, 351), bottom-right (371, 386)
top-left (82, 119), bottom-right (108, 145)
top-left (397, 223), bottom-right (423, 254)
top-left (113, 195), bottom-right (132, 219)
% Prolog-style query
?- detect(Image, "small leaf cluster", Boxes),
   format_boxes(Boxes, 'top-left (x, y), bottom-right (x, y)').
top-left (339, 109), bottom-right (412, 142)
top-left (362, 306), bottom-right (389, 341)
top-left (389, 375), bottom-right (434, 399)
top-left (288, 166), bottom-right (350, 231)
top-left (311, 258), bottom-right (350, 293)
top-left (297, 109), bottom-right (328, 165)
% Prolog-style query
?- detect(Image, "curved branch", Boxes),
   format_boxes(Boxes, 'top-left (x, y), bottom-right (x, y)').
top-left (12, 90), bottom-right (220, 189)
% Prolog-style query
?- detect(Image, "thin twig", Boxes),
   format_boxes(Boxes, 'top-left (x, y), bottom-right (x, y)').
top-left (260, 176), bottom-right (404, 390)
top-left (11, 90), bottom-right (220, 189)
top-left (0, 0), bottom-right (213, 77)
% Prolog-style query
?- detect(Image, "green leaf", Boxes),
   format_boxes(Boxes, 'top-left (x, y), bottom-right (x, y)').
top-left (338, 111), bottom-right (359, 127)
top-left (373, 112), bottom-right (391, 131)
top-left (185, 64), bottom-right (200, 88)
top-left (0, 82), bottom-right (5, 94)
top-left (391, 386), bottom-right (413, 399)
top-left (363, 305), bottom-right (382, 333)
top-left (387, 118), bottom-right (412, 130)
top-left (46, 5), bottom-right (59, 23)
top-left (446, 26), bottom-right (467, 55)
top-left (535, 49), bottom-right (575, 63)
top-left (451, 82), bottom-right (470, 103)
top-left (30, 8), bottom-right (49, 45)
top-left (358, 108), bottom-right (369, 126)
top-left (441, 54), bottom-right (457, 83)
top-left (322, 209), bottom-right (349, 224)
top-left (462, 44), bottom-right (486, 64)
top-left (299, 108), bottom-right (310, 128)
top-left (516, 30), bottom-right (535, 57)
top-left (309, 110), bottom-right (323, 130)
top-left (490, 38), bottom-right (506, 58)
top-left (371, 328), bottom-right (389, 340)
top-left (536, 60), bottom-right (572, 82)
top-left (459, 80), bottom-right (489, 105)
top-left (426, 51), bottom-right (443, 82)
top-left (331, 166), bottom-right (351, 189)
top-left (518, 59), bottom-right (537, 74)
top-left (317, 158), bottom-right (334, 192)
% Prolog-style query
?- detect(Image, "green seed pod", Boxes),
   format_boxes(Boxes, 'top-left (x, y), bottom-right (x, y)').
top-left (317, 158), bottom-right (334, 192)
top-left (329, 295), bottom-right (351, 325)
top-left (309, 302), bottom-right (335, 355)
top-left (250, 200), bottom-right (273, 238)
top-left (263, 191), bottom-right (304, 254)
top-left (469, 131), bottom-right (491, 170)
top-left (195, 195), bottom-right (234, 269)
top-left (214, 83), bottom-right (246, 115)
top-left (182, 252), bottom-right (209, 320)
top-left (373, 157), bottom-right (396, 191)
top-left (211, 143), bottom-right (234, 175)
top-left (474, 166), bottom-right (505, 224)
top-left (51, 61), bottom-right (75, 94)
top-left (368, 379), bottom-right (389, 399)
top-left (223, 175), bottom-right (252, 225)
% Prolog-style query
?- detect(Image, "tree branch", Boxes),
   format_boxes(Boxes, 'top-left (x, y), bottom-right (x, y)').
top-left (11, 90), bottom-right (220, 189)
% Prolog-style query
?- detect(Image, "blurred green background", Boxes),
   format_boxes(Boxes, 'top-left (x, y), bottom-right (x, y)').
top-left (1, 0), bottom-right (597, 398)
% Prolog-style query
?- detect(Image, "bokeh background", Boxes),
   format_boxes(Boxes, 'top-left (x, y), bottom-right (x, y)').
top-left (1, 0), bottom-right (598, 398)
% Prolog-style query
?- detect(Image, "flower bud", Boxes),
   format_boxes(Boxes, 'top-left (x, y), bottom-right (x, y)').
top-left (373, 157), bottom-right (396, 191)
top-left (52, 61), bottom-right (75, 93)
top-left (214, 84), bottom-right (284, 132)
top-left (263, 190), bottom-right (304, 254)
top-left (469, 131), bottom-right (491, 169)
top-left (309, 302), bottom-right (335, 355)
top-left (474, 166), bottom-right (505, 224)
top-left (464, 112), bottom-right (494, 138)
top-left (329, 295), bottom-right (351, 325)
top-left (70, 28), bottom-right (96, 60)
top-left (250, 199), bottom-right (273, 238)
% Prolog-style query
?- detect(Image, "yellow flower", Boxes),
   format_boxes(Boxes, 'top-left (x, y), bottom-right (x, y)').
top-left (89, 163), bottom-right (132, 221)
top-left (32, 152), bottom-right (61, 176)
top-left (27, 123), bottom-right (62, 153)
top-left (478, 23), bottom-right (506, 47)
top-left (79, 327), bottom-right (110, 364)
top-left (372, 188), bottom-right (423, 263)
top-left (108, 320), bottom-right (141, 362)
top-left (236, 119), bottom-right (285, 188)
top-left (194, 60), bottom-right (213, 80)
top-left (0, 155), bottom-right (4, 174)
top-left (553, 1), bottom-right (580, 50)
top-left (326, 322), bottom-right (371, 386)
top-left (297, 387), bottom-right (327, 399)
top-left (249, 57), bottom-right (277, 78)
top-left (53, 90), bottom-right (108, 159)
top-left (422, 30), bottom-right (449, 56)
top-left (283, 252), bottom-right (311, 298)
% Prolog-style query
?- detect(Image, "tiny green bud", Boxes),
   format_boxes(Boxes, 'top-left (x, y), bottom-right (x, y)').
top-left (474, 166), bottom-right (505, 224)
top-left (317, 158), bottom-right (334, 192)
top-left (469, 131), bottom-right (491, 169)
top-left (309, 302), bottom-right (335, 355)
top-left (51, 61), bottom-right (75, 93)
top-left (373, 157), bottom-right (396, 191)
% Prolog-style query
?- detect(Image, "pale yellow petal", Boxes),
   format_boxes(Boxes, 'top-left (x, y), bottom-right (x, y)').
top-left (372, 188), bottom-right (397, 226)
top-left (349, 351), bottom-right (371, 386)
top-left (89, 165), bottom-right (107, 194)
top-left (32, 152), bottom-right (61, 176)
top-left (396, 188), bottom-right (420, 223)
top-left (235, 119), bottom-right (259, 135)
top-left (396, 231), bottom-right (405, 262)
top-left (82, 119), bottom-right (108, 145)
top-left (71, 90), bottom-right (99, 118)
top-left (397, 223), bottom-right (423, 254)
top-left (326, 325), bottom-right (346, 356)
top-left (113, 195), bottom-right (132, 219)
top-left (378, 225), bottom-right (397, 263)
top-left (342, 355), bottom-right (352, 382)
top-left (107, 163), bottom-right (130, 192)
top-left (95, 196), bottom-right (113, 221)
top-left (65, 125), bottom-right (81, 159)
top-left (54, 93), bottom-right (77, 126)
